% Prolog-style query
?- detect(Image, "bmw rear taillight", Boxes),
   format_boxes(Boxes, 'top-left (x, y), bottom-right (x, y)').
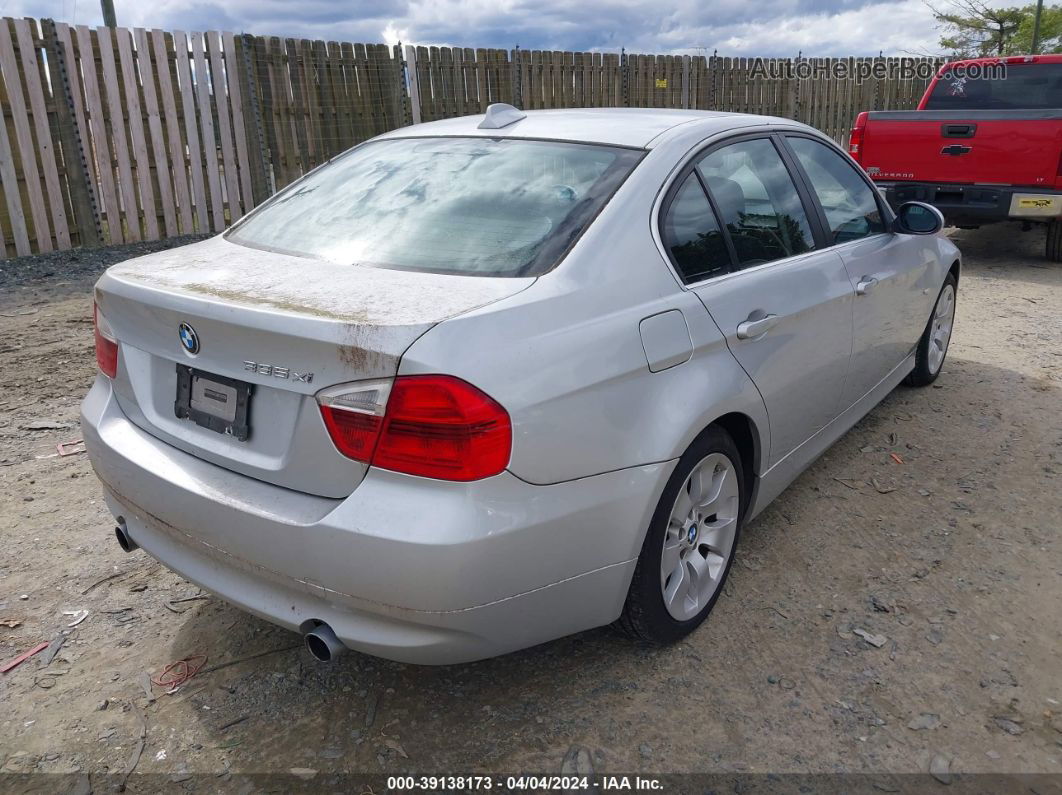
top-left (849, 111), bottom-right (868, 163)
top-left (318, 375), bottom-right (512, 481)
top-left (94, 302), bottom-right (118, 378)
top-left (318, 378), bottom-right (392, 464)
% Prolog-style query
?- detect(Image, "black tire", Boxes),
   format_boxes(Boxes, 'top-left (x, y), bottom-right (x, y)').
top-left (617, 426), bottom-right (745, 645)
top-left (905, 272), bottom-right (957, 387)
top-left (1048, 220), bottom-right (1062, 263)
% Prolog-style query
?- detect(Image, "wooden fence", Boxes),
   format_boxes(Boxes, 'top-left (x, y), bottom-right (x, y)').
top-left (0, 16), bottom-right (943, 259)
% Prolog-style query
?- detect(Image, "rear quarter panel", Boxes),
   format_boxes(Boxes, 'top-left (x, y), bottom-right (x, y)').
top-left (399, 146), bottom-right (771, 486)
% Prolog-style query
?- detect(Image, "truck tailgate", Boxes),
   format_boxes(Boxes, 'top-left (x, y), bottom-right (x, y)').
top-left (861, 110), bottom-right (1061, 187)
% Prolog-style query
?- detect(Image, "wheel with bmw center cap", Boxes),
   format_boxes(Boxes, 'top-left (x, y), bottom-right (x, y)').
top-left (618, 426), bottom-right (744, 644)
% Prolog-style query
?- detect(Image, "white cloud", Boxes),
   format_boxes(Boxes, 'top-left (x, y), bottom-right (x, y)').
top-left (381, 22), bottom-right (408, 46)
top-left (11, 0), bottom-right (978, 56)
top-left (674, 1), bottom-right (944, 57)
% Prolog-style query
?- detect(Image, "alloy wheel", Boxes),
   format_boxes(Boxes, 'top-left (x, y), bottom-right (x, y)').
top-left (660, 452), bottom-right (740, 621)
top-left (928, 283), bottom-right (955, 375)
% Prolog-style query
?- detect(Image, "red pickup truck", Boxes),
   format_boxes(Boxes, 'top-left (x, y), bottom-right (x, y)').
top-left (849, 54), bottom-right (1062, 261)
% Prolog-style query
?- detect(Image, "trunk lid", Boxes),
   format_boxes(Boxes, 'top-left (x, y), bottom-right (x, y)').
top-left (96, 236), bottom-right (534, 498)
top-left (861, 111), bottom-right (1061, 187)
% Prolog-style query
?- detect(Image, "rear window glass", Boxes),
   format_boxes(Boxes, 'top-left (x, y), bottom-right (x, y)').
top-left (227, 137), bottom-right (642, 277)
top-left (662, 174), bottom-right (730, 283)
top-left (924, 63), bottom-right (1062, 110)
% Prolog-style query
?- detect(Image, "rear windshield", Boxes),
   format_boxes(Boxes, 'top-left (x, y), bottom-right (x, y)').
top-left (923, 63), bottom-right (1062, 110)
top-left (227, 137), bottom-right (642, 277)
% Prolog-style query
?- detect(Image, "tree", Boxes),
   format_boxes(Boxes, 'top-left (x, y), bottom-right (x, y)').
top-left (929, 0), bottom-right (1062, 56)
top-left (1014, 5), bottom-right (1062, 53)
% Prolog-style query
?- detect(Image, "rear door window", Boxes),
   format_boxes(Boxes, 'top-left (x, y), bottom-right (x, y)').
top-left (695, 138), bottom-right (816, 268)
top-left (661, 174), bottom-right (731, 283)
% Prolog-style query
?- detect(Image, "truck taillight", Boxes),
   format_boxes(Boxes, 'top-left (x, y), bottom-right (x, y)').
top-left (93, 302), bottom-right (118, 378)
top-left (318, 375), bottom-right (511, 481)
top-left (849, 111), bottom-right (868, 163)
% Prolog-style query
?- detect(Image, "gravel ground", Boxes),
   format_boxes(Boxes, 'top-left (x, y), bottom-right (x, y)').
top-left (0, 226), bottom-right (1060, 789)
top-left (0, 235), bottom-right (206, 308)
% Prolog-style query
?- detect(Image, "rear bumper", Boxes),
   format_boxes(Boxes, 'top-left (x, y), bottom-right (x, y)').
top-left (81, 376), bottom-right (670, 664)
top-left (877, 182), bottom-right (1062, 226)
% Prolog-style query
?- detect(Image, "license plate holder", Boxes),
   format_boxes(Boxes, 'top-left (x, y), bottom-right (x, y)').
top-left (174, 365), bottom-right (252, 441)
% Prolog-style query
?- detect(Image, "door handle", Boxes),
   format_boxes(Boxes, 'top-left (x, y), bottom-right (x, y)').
top-left (736, 314), bottom-right (779, 340)
top-left (856, 276), bottom-right (879, 295)
top-left (941, 123), bottom-right (977, 138)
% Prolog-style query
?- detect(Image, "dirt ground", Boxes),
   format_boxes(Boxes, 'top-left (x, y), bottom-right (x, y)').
top-left (0, 226), bottom-right (1060, 788)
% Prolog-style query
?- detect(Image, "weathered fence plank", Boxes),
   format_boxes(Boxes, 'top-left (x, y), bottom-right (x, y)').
top-left (209, 31), bottom-right (243, 220)
top-left (0, 21), bottom-right (51, 251)
top-left (0, 81), bottom-right (29, 255)
top-left (191, 31), bottom-right (224, 230)
top-left (77, 26), bottom-right (124, 243)
top-left (0, 14), bottom-right (945, 258)
top-left (115, 26), bottom-right (159, 240)
top-left (136, 27), bottom-right (177, 237)
top-left (223, 31), bottom-right (255, 212)
top-left (152, 29), bottom-right (193, 233)
top-left (45, 21), bottom-right (100, 248)
top-left (13, 19), bottom-right (70, 248)
top-left (172, 31), bottom-right (207, 233)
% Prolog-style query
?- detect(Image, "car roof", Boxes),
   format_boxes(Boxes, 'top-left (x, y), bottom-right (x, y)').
top-left (375, 107), bottom-right (795, 149)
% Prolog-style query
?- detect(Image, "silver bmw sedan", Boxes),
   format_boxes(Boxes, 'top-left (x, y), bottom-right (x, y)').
top-left (82, 105), bottom-right (959, 664)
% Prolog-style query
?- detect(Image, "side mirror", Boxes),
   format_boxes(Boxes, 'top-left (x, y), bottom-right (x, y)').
top-left (894, 201), bottom-right (944, 235)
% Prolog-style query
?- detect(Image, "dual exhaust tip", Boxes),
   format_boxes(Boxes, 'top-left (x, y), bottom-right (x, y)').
top-left (113, 520), bottom-right (345, 663)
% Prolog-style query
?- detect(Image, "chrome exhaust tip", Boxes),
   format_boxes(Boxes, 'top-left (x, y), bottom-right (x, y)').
top-left (114, 519), bottom-right (138, 553)
top-left (304, 622), bottom-right (346, 662)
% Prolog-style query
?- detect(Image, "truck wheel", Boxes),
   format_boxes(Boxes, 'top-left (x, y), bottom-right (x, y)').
top-left (618, 426), bottom-right (744, 645)
top-left (1048, 220), bottom-right (1062, 263)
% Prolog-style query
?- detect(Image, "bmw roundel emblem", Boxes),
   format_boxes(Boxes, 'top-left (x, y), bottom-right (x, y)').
top-left (178, 322), bottom-right (200, 355)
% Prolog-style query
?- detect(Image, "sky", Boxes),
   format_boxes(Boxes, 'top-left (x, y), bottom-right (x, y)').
top-left (14, 0), bottom-right (964, 56)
